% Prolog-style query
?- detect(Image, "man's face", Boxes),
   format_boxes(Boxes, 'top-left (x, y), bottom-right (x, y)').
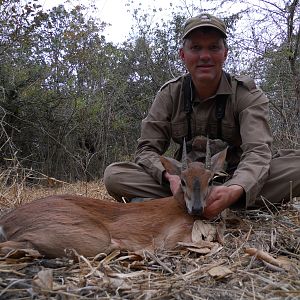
top-left (179, 29), bottom-right (228, 84)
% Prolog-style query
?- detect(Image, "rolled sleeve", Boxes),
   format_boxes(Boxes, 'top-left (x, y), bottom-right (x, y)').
top-left (134, 88), bottom-right (174, 184)
top-left (224, 88), bottom-right (273, 207)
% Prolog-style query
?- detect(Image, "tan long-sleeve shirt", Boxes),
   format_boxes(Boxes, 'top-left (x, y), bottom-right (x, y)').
top-left (134, 72), bottom-right (273, 207)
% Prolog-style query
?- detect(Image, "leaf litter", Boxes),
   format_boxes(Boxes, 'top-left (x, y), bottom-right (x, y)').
top-left (0, 182), bottom-right (299, 299)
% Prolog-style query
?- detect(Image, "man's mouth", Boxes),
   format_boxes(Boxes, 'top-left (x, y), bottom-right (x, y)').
top-left (198, 65), bottom-right (214, 68)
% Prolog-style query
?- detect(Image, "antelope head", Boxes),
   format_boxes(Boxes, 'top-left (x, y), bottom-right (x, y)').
top-left (160, 137), bottom-right (228, 216)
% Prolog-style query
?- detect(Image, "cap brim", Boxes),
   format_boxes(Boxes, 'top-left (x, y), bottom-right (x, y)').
top-left (182, 24), bottom-right (227, 39)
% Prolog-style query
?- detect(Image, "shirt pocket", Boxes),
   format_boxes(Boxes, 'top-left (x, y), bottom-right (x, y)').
top-left (171, 121), bottom-right (188, 142)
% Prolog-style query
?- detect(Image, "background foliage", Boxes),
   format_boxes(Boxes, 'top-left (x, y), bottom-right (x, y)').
top-left (0, 0), bottom-right (299, 182)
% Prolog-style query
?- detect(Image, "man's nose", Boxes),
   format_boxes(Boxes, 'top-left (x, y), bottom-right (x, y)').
top-left (198, 49), bottom-right (211, 61)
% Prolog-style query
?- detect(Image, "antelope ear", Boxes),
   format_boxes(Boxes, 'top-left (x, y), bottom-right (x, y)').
top-left (211, 147), bottom-right (228, 172)
top-left (160, 156), bottom-right (181, 175)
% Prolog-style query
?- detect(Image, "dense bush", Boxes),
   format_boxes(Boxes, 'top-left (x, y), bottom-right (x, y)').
top-left (0, 0), bottom-right (299, 181)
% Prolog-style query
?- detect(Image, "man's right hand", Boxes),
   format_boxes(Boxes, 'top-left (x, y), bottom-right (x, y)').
top-left (164, 171), bottom-right (181, 195)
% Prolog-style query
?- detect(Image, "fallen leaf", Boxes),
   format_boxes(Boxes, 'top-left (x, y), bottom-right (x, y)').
top-left (208, 266), bottom-right (232, 279)
top-left (3, 248), bottom-right (42, 260)
top-left (32, 269), bottom-right (53, 291)
top-left (178, 240), bottom-right (220, 255)
top-left (178, 240), bottom-right (215, 249)
top-left (216, 221), bottom-right (226, 245)
top-left (187, 247), bottom-right (211, 254)
top-left (192, 220), bottom-right (217, 242)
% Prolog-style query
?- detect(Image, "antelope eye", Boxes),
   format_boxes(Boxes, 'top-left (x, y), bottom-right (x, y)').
top-left (181, 179), bottom-right (186, 187)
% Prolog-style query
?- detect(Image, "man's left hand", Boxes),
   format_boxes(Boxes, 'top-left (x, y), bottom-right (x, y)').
top-left (203, 185), bottom-right (244, 219)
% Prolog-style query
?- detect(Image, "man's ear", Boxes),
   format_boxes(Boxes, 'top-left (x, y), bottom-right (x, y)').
top-left (179, 47), bottom-right (185, 61)
top-left (223, 47), bottom-right (228, 61)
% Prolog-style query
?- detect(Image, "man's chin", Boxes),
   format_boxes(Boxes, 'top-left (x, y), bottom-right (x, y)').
top-left (194, 74), bottom-right (215, 83)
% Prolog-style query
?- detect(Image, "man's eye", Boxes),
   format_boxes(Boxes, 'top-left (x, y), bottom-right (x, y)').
top-left (191, 45), bottom-right (201, 51)
top-left (210, 45), bottom-right (221, 51)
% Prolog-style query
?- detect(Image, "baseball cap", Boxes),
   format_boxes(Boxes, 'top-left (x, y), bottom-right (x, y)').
top-left (182, 13), bottom-right (227, 39)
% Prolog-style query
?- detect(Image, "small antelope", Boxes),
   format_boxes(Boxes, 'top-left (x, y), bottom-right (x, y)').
top-left (0, 137), bottom-right (228, 258)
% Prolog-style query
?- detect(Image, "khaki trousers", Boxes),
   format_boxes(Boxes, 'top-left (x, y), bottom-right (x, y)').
top-left (103, 149), bottom-right (300, 207)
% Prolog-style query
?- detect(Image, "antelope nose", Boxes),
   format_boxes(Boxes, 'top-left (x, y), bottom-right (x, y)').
top-left (190, 205), bottom-right (204, 216)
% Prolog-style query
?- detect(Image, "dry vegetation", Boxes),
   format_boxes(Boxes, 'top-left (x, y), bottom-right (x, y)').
top-left (0, 175), bottom-right (299, 300)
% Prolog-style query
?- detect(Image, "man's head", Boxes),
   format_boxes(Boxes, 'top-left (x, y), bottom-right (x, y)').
top-left (180, 14), bottom-right (228, 87)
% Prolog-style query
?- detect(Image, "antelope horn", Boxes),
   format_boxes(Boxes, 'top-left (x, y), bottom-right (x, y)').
top-left (181, 138), bottom-right (188, 171)
top-left (205, 136), bottom-right (212, 170)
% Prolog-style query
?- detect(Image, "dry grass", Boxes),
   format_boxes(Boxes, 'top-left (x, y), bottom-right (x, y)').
top-left (0, 179), bottom-right (299, 299)
top-left (0, 173), bottom-right (114, 212)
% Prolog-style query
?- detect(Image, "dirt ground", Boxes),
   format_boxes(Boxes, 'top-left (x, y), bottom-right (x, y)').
top-left (0, 180), bottom-right (299, 299)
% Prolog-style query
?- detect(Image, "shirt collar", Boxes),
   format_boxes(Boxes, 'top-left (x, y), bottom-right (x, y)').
top-left (217, 71), bottom-right (232, 95)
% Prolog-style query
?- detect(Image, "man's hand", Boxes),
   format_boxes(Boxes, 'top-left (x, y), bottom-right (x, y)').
top-left (163, 171), bottom-right (181, 195)
top-left (203, 185), bottom-right (244, 219)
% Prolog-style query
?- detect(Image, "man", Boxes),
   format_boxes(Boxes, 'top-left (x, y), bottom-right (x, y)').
top-left (104, 13), bottom-right (300, 219)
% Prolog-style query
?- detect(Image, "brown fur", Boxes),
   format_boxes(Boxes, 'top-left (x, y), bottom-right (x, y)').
top-left (0, 194), bottom-right (195, 258)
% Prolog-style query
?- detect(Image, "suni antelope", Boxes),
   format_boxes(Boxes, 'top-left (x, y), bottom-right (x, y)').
top-left (0, 136), bottom-right (228, 258)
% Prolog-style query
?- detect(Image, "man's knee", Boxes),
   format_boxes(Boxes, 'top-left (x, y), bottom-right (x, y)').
top-left (103, 162), bottom-right (121, 193)
top-left (103, 162), bottom-right (170, 201)
top-left (259, 149), bottom-right (300, 204)
top-left (103, 162), bottom-right (146, 200)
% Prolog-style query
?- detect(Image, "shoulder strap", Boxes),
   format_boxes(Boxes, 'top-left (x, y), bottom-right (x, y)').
top-left (215, 72), bottom-right (232, 139)
top-left (182, 74), bottom-right (194, 151)
top-left (215, 96), bottom-right (227, 139)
